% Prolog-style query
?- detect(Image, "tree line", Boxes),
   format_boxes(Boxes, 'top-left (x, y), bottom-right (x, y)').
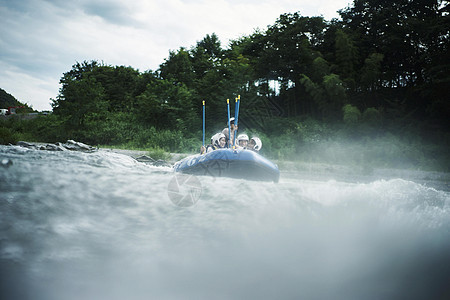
top-left (51, 0), bottom-right (448, 138)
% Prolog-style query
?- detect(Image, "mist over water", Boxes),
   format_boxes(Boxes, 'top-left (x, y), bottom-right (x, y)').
top-left (1, 145), bottom-right (449, 300)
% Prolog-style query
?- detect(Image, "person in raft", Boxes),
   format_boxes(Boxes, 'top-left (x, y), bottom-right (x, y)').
top-left (235, 134), bottom-right (249, 149)
top-left (200, 133), bottom-right (227, 154)
top-left (247, 136), bottom-right (262, 152)
top-left (221, 117), bottom-right (238, 147)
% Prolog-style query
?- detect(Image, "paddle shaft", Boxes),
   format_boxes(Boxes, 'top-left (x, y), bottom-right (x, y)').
top-left (227, 99), bottom-right (231, 148)
top-left (234, 95), bottom-right (240, 147)
top-left (202, 101), bottom-right (205, 146)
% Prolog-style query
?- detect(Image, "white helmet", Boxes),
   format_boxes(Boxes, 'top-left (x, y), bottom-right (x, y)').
top-left (212, 133), bottom-right (226, 148)
top-left (210, 133), bottom-right (219, 145)
top-left (251, 137), bottom-right (262, 151)
top-left (237, 133), bottom-right (249, 142)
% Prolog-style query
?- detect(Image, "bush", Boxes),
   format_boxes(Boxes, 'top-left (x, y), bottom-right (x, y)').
top-left (342, 104), bottom-right (361, 124)
top-left (180, 137), bottom-right (202, 153)
top-left (362, 107), bottom-right (381, 124)
top-left (268, 133), bottom-right (296, 160)
top-left (295, 118), bottom-right (329, 144)
top-left (27, 115), bottom-right (67, 142)
top-left (0, 126), bottom-right (18, 144)
top-left (147, 146), bottom-right (172, 160)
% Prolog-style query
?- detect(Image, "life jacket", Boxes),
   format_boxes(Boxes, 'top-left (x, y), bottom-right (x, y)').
top-left (207, 145), bottom-right (218, 152)
top-left (201, 144), bottom-right (218, 154)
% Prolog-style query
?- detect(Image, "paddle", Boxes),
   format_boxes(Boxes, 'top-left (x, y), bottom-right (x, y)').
top-left (233, 95), bottom-right (240, 147)
top-left (202, 100), bottom-right (205, 147)
top-left (227, 99), bottom-right (231, 148)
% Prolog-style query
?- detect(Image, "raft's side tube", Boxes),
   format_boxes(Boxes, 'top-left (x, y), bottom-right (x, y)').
top-left (174, 149), bottom-right (279, 182)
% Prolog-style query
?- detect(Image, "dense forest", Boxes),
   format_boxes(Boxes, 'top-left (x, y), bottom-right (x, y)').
top-left (2, 0), bottom-right (449, 170)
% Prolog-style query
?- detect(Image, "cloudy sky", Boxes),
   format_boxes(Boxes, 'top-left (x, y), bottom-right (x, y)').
top-left (0, 0), bottom-right (352, 111)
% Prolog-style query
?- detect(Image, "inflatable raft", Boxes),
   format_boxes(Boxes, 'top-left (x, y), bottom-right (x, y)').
top-left (173, 148), bottom-right (280, 182)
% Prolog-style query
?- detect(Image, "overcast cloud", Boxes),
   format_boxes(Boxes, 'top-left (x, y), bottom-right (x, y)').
top-left (0, 0), bottom-right (352, 111)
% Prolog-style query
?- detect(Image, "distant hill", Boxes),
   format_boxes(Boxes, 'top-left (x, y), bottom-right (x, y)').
top-left (1, 88), bottom-right (21, 108)
top-left (0, 88), bottom-right (32, 110)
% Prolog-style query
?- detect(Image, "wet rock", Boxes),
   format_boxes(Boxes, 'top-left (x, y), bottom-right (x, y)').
top-left (135, 155), bottom-right (156, 163)
top-left (134, 155), bottom-right (172, 167)
top-left (65, 140), bottom-right (94, 151)
top-left (44, 143), bottom-right (67, 151)
top-left (16, 140), bottom-right (97, 152)
top-left (16, 141), bottom-right (37, 149)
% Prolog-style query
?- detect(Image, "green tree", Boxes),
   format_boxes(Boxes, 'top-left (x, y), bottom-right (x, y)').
top-left (339, 0), bottom-right (447, 87)
top-left (242, 13), bottom-right (328, 117)
top-left (334, 29), bottom-right (358, 90)
top-left (52, 76), bottom-right (107, 131)
top-left (360, 53), bottom-right (384, 91)
top-left (339, 0), bottom-right (449, 128)
top-left (159, 48), bottom-right (195, 87)
top-left (300, 73), bottom-right (346, 120)
top-left (135, 78), bottom-right (196, 131)
top-left (311, 57), bottom-right (331, 83)
top-left (92, 65), bottom-right (140, 112)
top-left (195, 33), bottom-right (223, 60)
top-left (51, 61), bottom-right (110, 139)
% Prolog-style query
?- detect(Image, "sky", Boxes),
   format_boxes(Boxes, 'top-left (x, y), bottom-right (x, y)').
top-left (0, 0), bottom-right (353, 111)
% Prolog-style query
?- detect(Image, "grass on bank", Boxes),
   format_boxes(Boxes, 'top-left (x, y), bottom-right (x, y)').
top-left (98, 144), bottom-right (173, 161)
top-left (1, 114), bottom-right (449, 172)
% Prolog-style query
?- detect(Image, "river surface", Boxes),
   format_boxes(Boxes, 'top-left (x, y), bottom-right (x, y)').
top-left (1, 145), bottom-right (449, 300)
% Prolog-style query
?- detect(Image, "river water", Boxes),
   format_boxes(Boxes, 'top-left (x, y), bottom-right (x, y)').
top-left (1, 145), bottom-right (449, 300)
